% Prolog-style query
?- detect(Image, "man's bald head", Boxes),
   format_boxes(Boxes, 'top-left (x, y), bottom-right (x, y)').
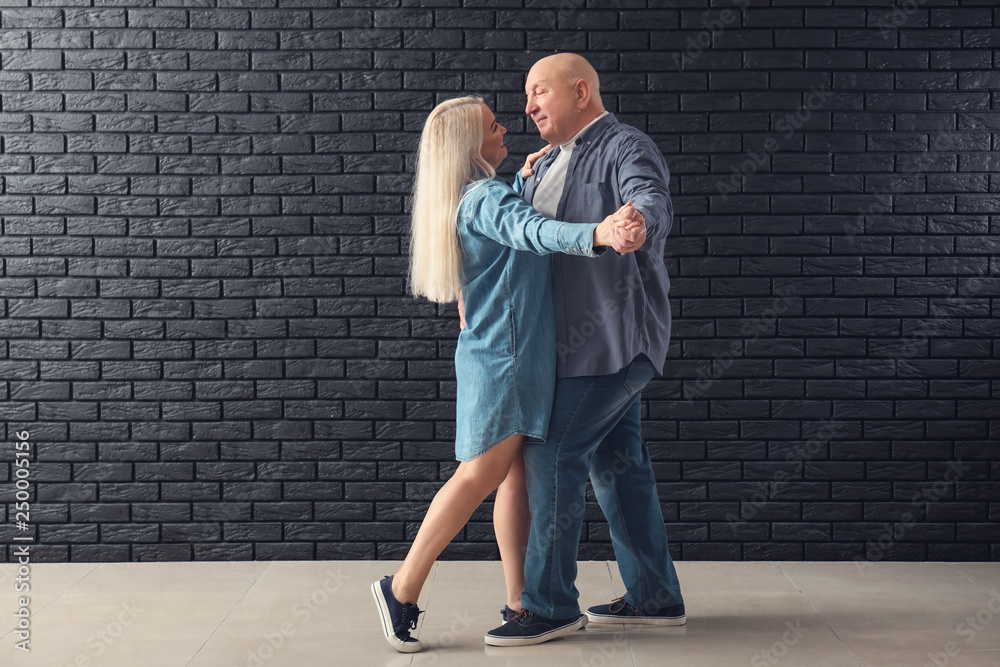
top-left (530, 53), bottom-right (601, 99)
top-left (525, 53), bottom-right (606, 145)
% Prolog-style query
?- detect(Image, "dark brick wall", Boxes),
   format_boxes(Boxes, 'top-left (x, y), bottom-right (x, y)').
top-left (1, 1), bottom-right (997, 563)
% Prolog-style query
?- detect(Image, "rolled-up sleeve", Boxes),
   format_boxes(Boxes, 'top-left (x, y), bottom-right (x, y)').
top-left (471, 181), bottom-right (600, 257)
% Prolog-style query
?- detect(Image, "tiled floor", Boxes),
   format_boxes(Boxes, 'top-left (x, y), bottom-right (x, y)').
top-left (1, 560), bottom-right (998, 666)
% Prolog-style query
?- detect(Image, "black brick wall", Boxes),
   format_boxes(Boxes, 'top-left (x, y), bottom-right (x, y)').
top-left (1, 1), bottom-right (998, 564)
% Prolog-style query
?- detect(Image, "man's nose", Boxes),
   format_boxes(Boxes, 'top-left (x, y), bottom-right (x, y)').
top-left (525, 96), bottom-right (536, 115)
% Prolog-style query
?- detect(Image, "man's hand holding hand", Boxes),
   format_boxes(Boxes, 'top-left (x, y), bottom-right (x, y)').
top-left (611, 203), bottom-right (646, 253)
top-left (595, 202), bottom-right (646, 253)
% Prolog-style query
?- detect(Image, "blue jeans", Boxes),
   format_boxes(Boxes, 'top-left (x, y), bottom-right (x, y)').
top-left (521, 354), bottom-right (683, 619)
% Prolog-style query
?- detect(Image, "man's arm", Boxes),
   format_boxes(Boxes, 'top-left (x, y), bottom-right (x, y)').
top-left (616, 134), bottom-right (673, 249)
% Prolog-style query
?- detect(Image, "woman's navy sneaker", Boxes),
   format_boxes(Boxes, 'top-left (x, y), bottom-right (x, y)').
top-left (371, 575), bottom-right (424, 653)
top-left (586, 596), bottom-right (686, 626)
top-left (501, 605), bottom-right (519, 622)
top-left (484, 609), bottom-right (586, 646)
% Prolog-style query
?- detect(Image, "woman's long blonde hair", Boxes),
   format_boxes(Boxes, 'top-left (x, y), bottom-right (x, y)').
top-left (409, 96), bottom-right (496, 303)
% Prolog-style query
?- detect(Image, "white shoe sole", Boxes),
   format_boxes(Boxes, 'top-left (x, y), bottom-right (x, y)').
top-left (586, 611), bottom-right (686, 626)
top-left (484, 615), bottom-right (586, 647)
top-left (371, 581), bottom-right (422, 653)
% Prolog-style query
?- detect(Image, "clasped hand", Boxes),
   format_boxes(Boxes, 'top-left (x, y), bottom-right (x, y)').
top-left (596, 202), bottom-right (646, 254)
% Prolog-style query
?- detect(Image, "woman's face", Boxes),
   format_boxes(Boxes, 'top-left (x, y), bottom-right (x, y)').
top-left (480, 103), bottom-right (508, 169)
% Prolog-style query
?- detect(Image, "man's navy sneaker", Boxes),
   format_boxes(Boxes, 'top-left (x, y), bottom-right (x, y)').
top-left (371, 575), bottom-right (424, 653)
top-left (484, 609), bottom-right (586, 646)
top-left (501, 605), bottom-right (518, 622)
top-left (586, 596), bottom-right (686, 626)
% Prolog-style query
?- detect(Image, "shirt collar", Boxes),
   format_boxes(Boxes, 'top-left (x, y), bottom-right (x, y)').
top-left (560, 110), bottom-right (613, 150)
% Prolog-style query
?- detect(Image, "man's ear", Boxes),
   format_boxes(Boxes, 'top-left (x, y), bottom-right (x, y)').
top-left (575, 79), bottom-right (590, 109)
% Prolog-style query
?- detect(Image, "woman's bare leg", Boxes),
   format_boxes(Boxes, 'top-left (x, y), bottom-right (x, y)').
top-left (494, 446), bottom-right (530, 612)
top-left (392, 434), bottom-right (525, 605)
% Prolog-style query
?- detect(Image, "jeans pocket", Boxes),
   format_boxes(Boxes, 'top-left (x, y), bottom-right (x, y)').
top-left (623, 354), bottom-right (654, 394)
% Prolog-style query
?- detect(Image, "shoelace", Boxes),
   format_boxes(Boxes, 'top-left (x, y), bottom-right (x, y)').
top-left (609, 597), bottom-right (640, 614)
top-left (510, 609), bottom-right (535, 623)
top-left (400, 604), bottom-right (424, 631)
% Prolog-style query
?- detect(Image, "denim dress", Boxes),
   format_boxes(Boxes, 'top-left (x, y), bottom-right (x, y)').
top-left (453, 177), bottom-right (601, 461)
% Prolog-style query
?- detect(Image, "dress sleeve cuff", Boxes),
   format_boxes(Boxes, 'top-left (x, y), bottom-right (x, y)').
top-left (551, 222), bottom-right (601, 257)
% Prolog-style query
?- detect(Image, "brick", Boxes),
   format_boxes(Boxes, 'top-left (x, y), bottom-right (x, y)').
top-left (0, 5), bottom-right (990, 565)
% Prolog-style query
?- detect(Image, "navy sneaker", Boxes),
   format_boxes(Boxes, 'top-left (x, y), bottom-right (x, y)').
top-left (371, 575), bottom-right (424, 653)
top-left (586, 596), bottom-right (686, 626)
top-left (501, 605), bottom-right (519, 622)
top-left (485, 609), bottom-right (586, 647)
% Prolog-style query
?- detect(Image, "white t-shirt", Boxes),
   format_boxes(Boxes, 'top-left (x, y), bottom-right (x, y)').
top-left (530, 111), bottom-right (609, 218)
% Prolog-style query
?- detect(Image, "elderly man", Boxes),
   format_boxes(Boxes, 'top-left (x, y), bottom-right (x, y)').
top-left (485, 53), bottom-right (685, 647)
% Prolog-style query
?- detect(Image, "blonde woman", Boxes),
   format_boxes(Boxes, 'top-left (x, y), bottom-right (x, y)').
top-left (371, 96), bottom-right (645, 653)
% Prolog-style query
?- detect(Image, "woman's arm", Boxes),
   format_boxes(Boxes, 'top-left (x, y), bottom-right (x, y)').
top-left (471, 181), bottom-right (640, 257)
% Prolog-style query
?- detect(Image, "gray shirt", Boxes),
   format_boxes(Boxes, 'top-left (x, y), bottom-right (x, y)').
top-left (514, 112), bottom-right (673, 378)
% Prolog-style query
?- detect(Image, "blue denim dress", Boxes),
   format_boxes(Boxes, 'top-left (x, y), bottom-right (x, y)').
top-left (453, 177), bottom-right (601, 461)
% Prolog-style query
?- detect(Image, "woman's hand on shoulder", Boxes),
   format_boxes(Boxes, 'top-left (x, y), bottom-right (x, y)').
top-left (521, 144), bottom-right (553, 179)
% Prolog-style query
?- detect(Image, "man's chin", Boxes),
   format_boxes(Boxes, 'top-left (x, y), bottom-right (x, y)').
top-left (536, 127), bottom-right (559, 144)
